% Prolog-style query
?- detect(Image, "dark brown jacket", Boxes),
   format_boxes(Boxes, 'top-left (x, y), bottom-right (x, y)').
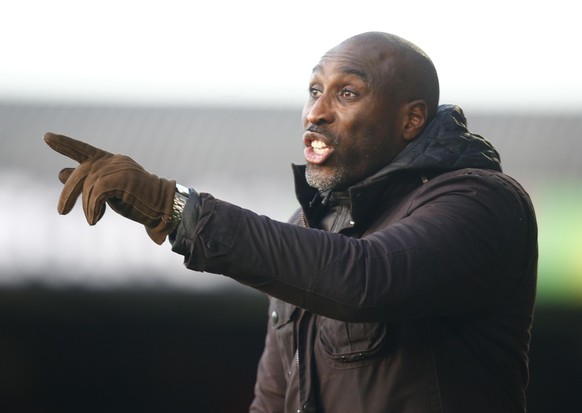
top-left (171, 105), bottom-right (538, 413)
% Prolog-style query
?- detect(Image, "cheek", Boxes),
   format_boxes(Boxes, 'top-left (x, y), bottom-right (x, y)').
top-left (351, 124), bottom-right (398, 166)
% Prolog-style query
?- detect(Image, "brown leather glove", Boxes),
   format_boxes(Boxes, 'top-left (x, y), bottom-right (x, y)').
top-left (44, 132), bottom-right (177, 245)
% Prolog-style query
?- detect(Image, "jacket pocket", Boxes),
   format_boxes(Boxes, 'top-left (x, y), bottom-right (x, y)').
top-left (317, 318), bottom-right (388, 368)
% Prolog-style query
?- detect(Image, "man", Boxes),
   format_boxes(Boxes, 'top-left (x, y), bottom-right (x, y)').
top-left (45, 32), bottom-right (538, 412)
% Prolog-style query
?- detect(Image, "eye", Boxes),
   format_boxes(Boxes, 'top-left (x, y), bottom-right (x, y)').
top-left (340, 89), bottom-right (357, 98)
top-left (309, 86), bottom-right (322, 99)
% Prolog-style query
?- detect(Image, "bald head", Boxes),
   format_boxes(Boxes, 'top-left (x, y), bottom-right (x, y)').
top-left (328, 32), bottom-right (440, 120)
top-left (302, 32), bottom-right (441, 191)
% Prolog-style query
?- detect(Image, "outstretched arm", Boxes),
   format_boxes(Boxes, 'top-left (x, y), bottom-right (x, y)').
top-left (171, 171), bottom-right (536, 322)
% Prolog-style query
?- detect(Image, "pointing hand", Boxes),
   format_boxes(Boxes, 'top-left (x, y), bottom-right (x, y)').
top-left (44, 132), bottom-right (177, 244)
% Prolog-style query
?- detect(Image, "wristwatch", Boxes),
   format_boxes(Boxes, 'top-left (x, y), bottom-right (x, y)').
top-left (170, 183), bottom-right (189, 231)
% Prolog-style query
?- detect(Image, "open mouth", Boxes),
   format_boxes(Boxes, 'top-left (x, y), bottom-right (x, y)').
top-left (311, 139), bottom-right (330, 155)
top-left (303, 132), bottom-right (334, 165)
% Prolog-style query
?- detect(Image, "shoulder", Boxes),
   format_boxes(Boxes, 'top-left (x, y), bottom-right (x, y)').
top-left (418, 168), bottom-right (533, 209)
top-left (409, 168), bottom-right (537, 246)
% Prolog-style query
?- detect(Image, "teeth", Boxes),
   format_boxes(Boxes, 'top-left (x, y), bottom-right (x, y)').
top-left (311, 140), bottom-right (327, 149)
top-left (311, 140), bottom-right (329, 155)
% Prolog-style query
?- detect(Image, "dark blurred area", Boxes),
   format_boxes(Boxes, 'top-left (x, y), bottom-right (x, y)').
top-left (1, 101), bottom-right (581, 412)
top-left (1, 288), bottom-right (581, 412)
top-left (0, 287), bottom-right (268, 413)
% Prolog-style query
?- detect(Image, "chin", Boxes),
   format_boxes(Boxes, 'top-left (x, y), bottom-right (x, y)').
top-left (305, 164), bottom-right (349, 192)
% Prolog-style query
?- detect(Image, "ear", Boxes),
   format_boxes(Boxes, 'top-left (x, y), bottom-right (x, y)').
top-left (402, 100), bottom-right (428, 142)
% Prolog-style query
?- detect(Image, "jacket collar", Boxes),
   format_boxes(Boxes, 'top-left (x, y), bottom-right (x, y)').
top-left (293, 164), bottom-right (424, 228)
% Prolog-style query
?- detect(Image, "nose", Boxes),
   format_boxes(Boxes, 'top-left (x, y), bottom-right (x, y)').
top-left (303, 93), bottom-right (334, 126)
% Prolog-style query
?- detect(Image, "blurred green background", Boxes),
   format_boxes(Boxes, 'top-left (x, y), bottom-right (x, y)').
top-left (536, 181), bottom-right (582, 307)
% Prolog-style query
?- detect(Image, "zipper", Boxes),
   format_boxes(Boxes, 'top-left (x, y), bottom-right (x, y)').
top-left (301, 211), bottom-right (309, 228)
top-left (296, 348), bottom-right (300, 370)
top-left (295, 313), bottom-right (314, 413)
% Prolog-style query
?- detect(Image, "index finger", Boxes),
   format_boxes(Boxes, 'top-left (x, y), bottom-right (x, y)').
top-left (44, 132), bottom-right (111, 163)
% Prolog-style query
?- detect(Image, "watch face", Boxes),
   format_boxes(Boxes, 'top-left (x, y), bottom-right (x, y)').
top-left (176, 183), bottom-right (190, 197)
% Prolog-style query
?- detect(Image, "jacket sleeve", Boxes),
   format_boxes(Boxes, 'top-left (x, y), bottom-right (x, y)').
top-left (171, 170), bottom-right (537, 322)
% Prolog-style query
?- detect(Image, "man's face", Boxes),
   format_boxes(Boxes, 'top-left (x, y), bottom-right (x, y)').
top-left (301, 41), bottom-right (407, 192)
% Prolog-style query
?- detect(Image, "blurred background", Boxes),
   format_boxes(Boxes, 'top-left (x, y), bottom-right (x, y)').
top-left (1, 0), bottom-right (581, 412)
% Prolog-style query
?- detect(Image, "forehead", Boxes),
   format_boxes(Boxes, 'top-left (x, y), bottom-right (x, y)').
top-left (311, 60), bottom-right (370, 85)
top-left (312, 40), bottom-right (396, 87)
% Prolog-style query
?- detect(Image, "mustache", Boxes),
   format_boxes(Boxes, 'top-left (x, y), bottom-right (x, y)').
top-left (306, 125), bottom-right (339, 143)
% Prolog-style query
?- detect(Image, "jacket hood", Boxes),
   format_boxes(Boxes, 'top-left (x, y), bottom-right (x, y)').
top-left (369, 104), bottom-right (501, 181)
